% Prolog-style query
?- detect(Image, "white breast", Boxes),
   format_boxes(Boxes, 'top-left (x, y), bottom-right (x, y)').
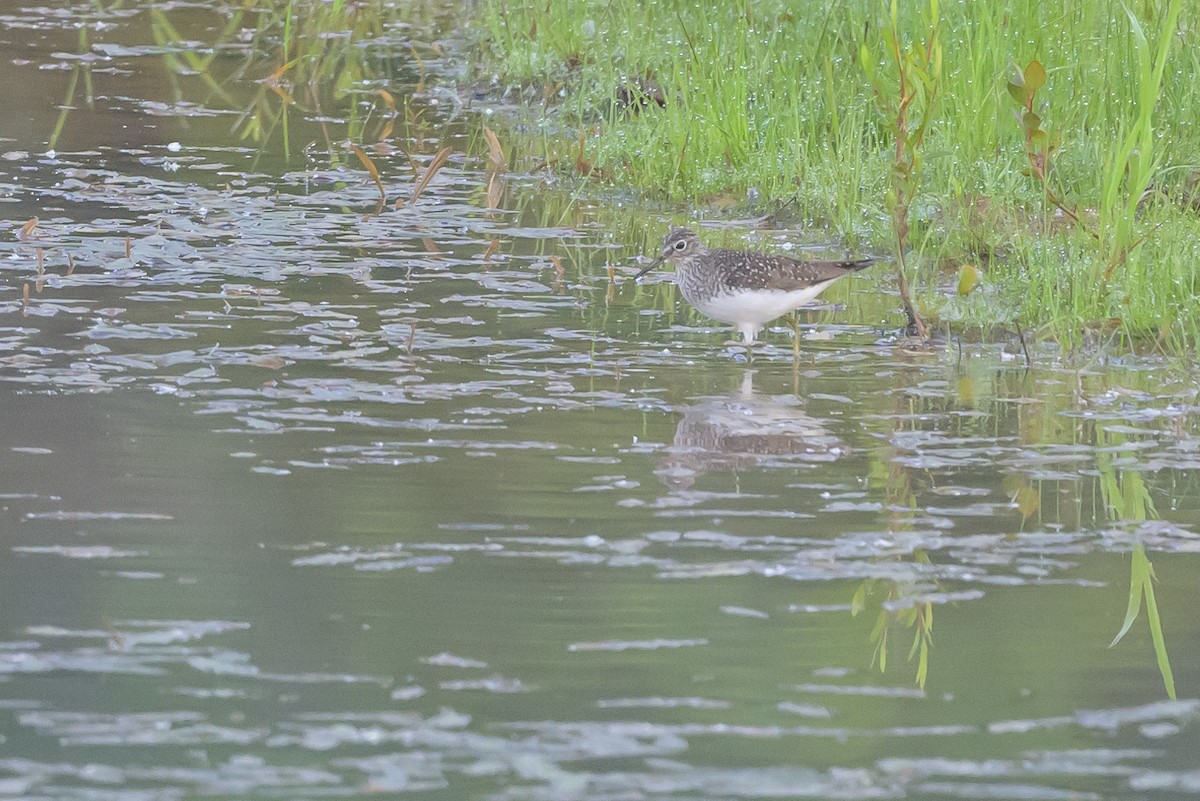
top-left (694, 285), bottom-right (834, 328)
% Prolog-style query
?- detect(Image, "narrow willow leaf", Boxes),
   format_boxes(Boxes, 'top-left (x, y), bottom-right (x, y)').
top-left (870, 610), bottom-right (888, 642)
top-left (850, 582), bottom-right (867, 616)
top-left (916, 640), bottom-right (928, 689)
top-left (859, 44), bottom-right (874, 82)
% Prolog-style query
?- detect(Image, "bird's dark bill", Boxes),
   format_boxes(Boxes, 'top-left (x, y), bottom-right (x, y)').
top-left (633, 256), bottom-right (664, 282)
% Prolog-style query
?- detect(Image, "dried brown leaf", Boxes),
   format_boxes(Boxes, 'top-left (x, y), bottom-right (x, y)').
top-left (268, 83), bottom-right (294, 105)
top-left (485, 170), bottom-right (504, 210)
top-left (249, 355), bottom-right (287, 370)
top-left (351, 143), bottom-right (387, 201)
top-left (483, 127), bottom-right (504, 169)
top-left (264, 62), bottom-right (294, 105)
top-left (399, 145), bottom-right (452, 208)
top-left (573, 131), bottom-right (607, 180)
top-left (482, 238), bottom-right (499, 263)
top-left (378, 119), bottom-right (395, 144)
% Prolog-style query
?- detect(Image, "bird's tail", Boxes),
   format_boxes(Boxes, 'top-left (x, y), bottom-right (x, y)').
top-left (838, 258), bottom-right (875, 272)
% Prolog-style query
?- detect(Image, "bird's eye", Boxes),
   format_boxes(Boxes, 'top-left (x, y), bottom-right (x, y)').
top-left (673, 239), bottom-right (687, 251)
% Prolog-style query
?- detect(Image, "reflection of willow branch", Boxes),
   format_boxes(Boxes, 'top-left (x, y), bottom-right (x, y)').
top-left (1112, 547), bottom-right (1174, 698)
top-left (1096, 429), bottom-right (1175, 699)
top-left (851, 378), bottom-right (936, 688)
top-left (851, 552), bottom-right (934, 689)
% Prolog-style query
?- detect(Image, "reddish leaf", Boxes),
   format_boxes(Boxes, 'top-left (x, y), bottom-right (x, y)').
top-left (1024, 60), bottom-right (1046, 94)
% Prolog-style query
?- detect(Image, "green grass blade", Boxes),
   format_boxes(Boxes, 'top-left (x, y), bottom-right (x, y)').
top-left (1109, 548), bottom-right (1145, 648)
top-left (1141, 552), bottom-right (1176, 699)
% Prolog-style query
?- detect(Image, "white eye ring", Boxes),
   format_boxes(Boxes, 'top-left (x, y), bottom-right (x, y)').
top-left (673, 240), bottom-right (687, 251)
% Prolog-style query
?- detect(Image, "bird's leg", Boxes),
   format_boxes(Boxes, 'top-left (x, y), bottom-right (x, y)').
top-left (785, 312), bottom-right (802, 362)
top-left (734, 326), bottom-right (753, 362)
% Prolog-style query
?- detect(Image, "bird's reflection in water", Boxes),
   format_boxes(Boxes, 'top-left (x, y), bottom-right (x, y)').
top-left (656, 370), bottom-right (850, 490)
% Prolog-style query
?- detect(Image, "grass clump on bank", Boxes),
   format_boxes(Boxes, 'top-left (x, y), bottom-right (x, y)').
top-left (474, 0), bottom-right (1200, 350)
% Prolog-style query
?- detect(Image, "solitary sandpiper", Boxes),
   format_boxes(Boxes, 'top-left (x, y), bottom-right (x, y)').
top-left (634, 227), bottom-right (873, 346)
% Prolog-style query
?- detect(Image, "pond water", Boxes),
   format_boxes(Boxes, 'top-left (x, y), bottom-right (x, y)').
top-left (1, 3), bottom-right (1199, 799)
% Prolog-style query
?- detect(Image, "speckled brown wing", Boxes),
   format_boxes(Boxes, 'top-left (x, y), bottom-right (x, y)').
top-left (715, 249), bottom-right (874, 292)
top-left (766, 257), bottom-right (874, 292)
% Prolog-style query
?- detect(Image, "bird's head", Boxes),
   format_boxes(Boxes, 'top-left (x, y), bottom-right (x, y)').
top-left (634, 227), bottom-right (704, 281)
